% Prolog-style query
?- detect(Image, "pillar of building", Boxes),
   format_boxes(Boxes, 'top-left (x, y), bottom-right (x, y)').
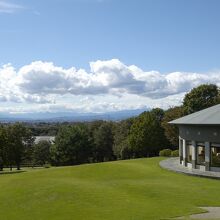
top-left (205, 141), bottom-right (210, 171)
top-left (191, 140), bottom-right (196, 169)
top-left (179, 137), bottom-right (183, 164)
top-left (182, 139), bottom-right (187, 167)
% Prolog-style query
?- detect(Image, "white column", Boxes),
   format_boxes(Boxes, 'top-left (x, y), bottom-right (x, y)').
top-left (192, 140), bottom-right (196, 169)
top-left (205, 141), bottom-right (210, 171)
top-left (182, 139), bottom-right (187, 166)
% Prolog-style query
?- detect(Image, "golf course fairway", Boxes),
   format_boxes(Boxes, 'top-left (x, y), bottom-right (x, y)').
top-left (0, 157), bottom-right (220, 219)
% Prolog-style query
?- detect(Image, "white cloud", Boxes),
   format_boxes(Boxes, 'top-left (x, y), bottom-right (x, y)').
top-left (0, 63), bottom-right (54, 103)
top-left (0, 1), bottom-right (23, 13)
top-left (16, 59), bottom-right (220, 98)
top-left (0, 59), bottom-right (220, 113)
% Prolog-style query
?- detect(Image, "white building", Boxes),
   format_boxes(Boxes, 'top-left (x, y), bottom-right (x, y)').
top-left (170, 104), bottom-right (220, 172)
top-left (34, 136), bottom-right (55, 144)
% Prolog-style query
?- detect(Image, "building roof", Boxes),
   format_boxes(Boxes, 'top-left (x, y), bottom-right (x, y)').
top-left (34, 136), bottom-right (55, 144)
top-left (169, 104), bottom-right (220, 125)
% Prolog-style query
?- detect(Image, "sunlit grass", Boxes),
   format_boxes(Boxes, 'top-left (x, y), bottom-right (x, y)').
top-left (0, 157), bottom-right (219, 219)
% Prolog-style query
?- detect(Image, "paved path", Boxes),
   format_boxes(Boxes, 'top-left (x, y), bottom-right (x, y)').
top-left (160, 158), bottom-right (220, 219)
top-left (159, 157), bottom-right (220, 179)
top-left (174, 207), bottom-right (220, 219)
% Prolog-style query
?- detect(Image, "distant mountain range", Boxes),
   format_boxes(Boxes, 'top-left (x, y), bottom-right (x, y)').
top-left (0, 108), bottom-right (150, 122)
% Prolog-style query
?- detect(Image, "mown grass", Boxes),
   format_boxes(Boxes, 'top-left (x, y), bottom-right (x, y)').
top-left (0, 157), bottom-right (220, 220)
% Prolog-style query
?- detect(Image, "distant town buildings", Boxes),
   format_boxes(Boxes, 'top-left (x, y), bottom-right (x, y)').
top-left (34, 136), bottom-right (55, 144)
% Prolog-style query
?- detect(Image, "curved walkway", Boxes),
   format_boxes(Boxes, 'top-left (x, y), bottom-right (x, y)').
top-left (159, 157), bottom-right (220, 179)
top-left (175, 207), bottom-right (220, 219)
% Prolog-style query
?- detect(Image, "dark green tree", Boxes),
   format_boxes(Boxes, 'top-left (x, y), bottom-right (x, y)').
top-left (113, 119), bottom-right (133, 159)
top-left (183, 84), bottom-right (220, 114)
top-left (0, 126), bottom-right (8, 171)
top-left (93, 122), bottom-right (114, 162)
top-left (128, 111), bottom-right (169, 157)
top-left (33, 140), bottom-right (51, 166)
top-left (8, 123), bottom-right (34, 170)
top-left (151, 108), bottom-right (165, 122)
top-left (54, 124), bottom-right (92, 165)
top-left (161, 106), bottom-right (184, 147)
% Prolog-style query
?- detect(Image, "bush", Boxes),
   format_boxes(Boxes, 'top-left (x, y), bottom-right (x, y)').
top-left (43, 163), bottom-right (51, 168)
top-left (159, 149), bottom-right (172, 157)
top-left (171, 150), bottom-right (179, 157)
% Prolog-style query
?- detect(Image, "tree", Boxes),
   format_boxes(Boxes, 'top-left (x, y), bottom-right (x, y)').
top-left (161, 106), bottom-right (184, 147)
top-left (114, 139), bottom-right (132, 160)
top-left (7, 123), bottom-right (34, 170)
top-left (113, 119), bottom-right (133, 159)
top-left (93, 122), bottom-right (114, 162)
top-left (128, 111), bottom-right (169, 158)
top-left (151, 108), bottom-right (165, 122)
top-left (0, 126), bottom-right (8, 171)
top-left (54, 124), bottom-right (92, 165)
top-left (33, 140), bottom-right (51, 166)
top-left (183, 84), bottom-right (220, 114)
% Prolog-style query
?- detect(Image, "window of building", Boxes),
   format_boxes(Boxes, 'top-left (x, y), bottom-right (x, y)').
top-left (197, 143), bottom-right (205, 165)
top-left (186, 141), bottom-right (192, 163)
top-left (211, 143), bottom-right (220, 167)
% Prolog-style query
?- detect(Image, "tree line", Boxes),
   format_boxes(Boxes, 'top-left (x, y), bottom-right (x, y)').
top-left (0, 84), bottom-right (219, 170)
top-left (0, 123), bottom-right (34, 171)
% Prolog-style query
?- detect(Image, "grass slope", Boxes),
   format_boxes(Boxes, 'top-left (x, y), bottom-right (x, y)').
top-left (0, 157), bottom-right (220, 220)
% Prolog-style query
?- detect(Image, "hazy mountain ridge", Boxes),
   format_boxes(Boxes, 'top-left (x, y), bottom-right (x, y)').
top-left (0, 108), bottom-right (149, 122)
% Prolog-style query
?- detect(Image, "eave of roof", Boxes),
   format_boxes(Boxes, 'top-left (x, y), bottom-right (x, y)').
top-left (169, 104), bottom-right (220, 125)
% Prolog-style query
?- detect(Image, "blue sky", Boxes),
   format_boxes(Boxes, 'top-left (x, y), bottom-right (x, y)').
top-left (0, 0), bottom-right (220, 114)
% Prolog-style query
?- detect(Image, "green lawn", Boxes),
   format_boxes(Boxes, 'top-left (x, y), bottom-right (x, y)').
top-left (0, 157), bottom-right (220, 220)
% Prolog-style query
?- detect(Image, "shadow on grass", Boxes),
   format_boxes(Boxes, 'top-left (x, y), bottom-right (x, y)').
top-left (0, 170), bottom-right (26, 175)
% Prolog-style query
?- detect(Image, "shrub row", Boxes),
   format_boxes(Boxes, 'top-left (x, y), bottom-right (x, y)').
top-left (159, 149), bottom-right (179, 157)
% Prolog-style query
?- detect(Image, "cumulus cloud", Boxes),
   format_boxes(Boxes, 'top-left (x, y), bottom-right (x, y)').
top-left (0, 59), bottom-right (220, 113)
top-left (0, 64), bottom-right (54, 103)
top-left (17, 60), bottom-right (145, 96)
top-left (0, 1), bottom-right (23, 13)
top-left (15, 59), bottom-right (220, 98)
